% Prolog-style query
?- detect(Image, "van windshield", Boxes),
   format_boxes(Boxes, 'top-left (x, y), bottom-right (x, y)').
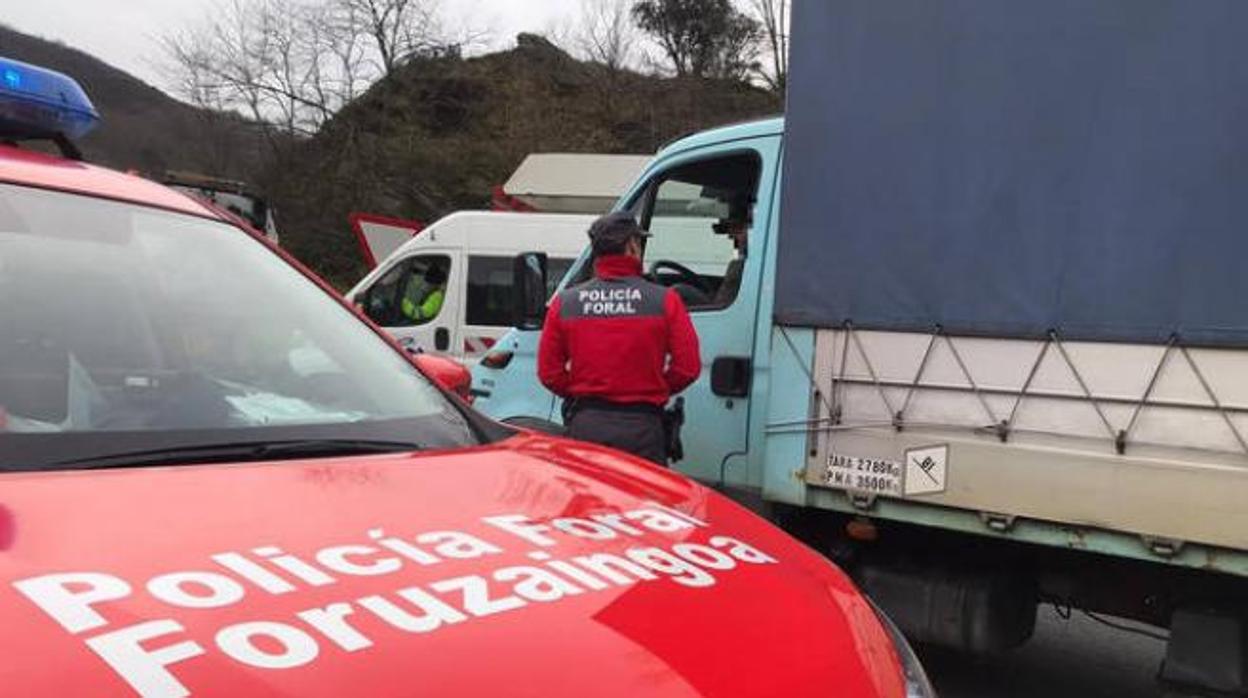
top-left (0, 184), bottom-right (483, 471)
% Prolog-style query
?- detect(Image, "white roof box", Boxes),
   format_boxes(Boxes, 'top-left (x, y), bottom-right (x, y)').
top-left (503, 153), bottom-right (651, 214)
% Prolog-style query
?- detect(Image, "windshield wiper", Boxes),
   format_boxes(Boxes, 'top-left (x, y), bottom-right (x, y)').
top-left (51, 439), bottom-right (426, 470)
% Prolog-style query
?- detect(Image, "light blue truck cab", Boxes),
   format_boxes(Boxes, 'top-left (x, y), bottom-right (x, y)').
top-left (473, 118), bottom-right (793, 490)
top-left (475, 3), bottom-right (1248, 694)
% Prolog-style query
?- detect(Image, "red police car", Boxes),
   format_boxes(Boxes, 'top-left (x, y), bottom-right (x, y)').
top-left (0, 57), bottom-right (935, 697)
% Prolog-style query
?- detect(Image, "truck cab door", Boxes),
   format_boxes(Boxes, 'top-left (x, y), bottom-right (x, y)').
top-left (357, 252), bottom-right (456, 355)
top-left (633, 138), bottom-right (780, 483)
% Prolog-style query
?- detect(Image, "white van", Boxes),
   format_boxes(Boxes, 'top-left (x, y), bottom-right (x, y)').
top-left (348, 211), bottom-right (592, 358)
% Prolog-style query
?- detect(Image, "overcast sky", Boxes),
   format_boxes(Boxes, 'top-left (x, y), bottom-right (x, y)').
top-left (3, 0), bottom-right (586, 93)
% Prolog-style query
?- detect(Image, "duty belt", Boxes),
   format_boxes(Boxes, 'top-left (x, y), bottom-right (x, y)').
top-left (567, 397), bottom-right (664, 416)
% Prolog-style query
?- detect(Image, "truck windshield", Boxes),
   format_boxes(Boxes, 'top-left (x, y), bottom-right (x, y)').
top-left (0, 183), bottom-right (481, 471)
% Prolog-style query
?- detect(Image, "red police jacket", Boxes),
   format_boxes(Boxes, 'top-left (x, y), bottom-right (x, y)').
top-left (538, 255), bottom-right (701, 406)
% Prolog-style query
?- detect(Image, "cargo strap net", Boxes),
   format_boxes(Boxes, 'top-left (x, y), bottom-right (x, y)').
top-left (770, 325), bottom-right (1248, 458)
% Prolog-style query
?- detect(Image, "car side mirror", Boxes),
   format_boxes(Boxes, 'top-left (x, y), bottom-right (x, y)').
top-left (513, 251), bottom-right (548, 330)
top-left (356, 289), bottom-right (380, 323)
top-left (412, 353), bottom-right (472, 401)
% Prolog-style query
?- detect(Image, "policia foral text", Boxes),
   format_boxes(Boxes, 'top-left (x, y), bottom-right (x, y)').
top-left (538, 212), bottom-right (701, 464)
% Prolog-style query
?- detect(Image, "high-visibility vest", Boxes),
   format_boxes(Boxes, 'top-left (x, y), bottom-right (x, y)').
top-left (401, 286), bottom-right (445, 322)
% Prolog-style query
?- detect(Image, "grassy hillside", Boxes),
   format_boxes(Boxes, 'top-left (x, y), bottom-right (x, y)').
top-left (264, 35), bottom-right (782, 288)
top-left (0, 28), bottom-right (779, 289)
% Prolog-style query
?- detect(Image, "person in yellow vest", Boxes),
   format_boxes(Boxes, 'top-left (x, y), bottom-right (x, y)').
top-left (400, 263), bottom-right (447, 324)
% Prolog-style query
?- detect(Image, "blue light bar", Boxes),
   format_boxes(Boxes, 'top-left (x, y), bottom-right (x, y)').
top-left (0, 56), bottom-right (100, 141)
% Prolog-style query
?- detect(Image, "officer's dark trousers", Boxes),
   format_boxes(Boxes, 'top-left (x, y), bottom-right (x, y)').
top-left (567, 403), bottom-right (667, 465)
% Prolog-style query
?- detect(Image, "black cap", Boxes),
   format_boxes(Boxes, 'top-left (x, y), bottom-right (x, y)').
top-left (423, 264), bottom-right (448, 284)
top-left (588, 211), bottom-right (650, 252)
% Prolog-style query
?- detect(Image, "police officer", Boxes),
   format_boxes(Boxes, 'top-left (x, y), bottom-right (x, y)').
top-left (537, 212), bottom-right (701, 464)
top-left (712, 195), bottom-right (754, 307)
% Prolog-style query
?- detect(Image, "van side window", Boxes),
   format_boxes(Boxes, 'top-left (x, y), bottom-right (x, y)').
top-left (363, 254), bottom-right (451, 327)
top-left (466, 256), bottom-right (512, 327)
top-left (467, 255), bottom-right (574, 327)
top-left (640, 154), bottom-right (761, 311)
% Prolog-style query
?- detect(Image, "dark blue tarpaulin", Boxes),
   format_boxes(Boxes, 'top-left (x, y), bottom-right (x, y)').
top-left (775, 0), bottom-right (1248, 345)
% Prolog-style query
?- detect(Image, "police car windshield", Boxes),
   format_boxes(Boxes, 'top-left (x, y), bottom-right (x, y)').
top-left (0, 183), bottom-right (480, 470)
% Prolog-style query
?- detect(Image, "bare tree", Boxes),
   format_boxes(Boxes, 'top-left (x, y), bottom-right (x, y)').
top-left (577, 0), bottom-right (640, 73)
top-left (164, 0), bottom-right (449, 136)
top-left (337, 0), bottom-right (443, 75)
top-left (164, 0), bottom-right (314, 135)
top-left (746, 0), bottom-right (788, 91)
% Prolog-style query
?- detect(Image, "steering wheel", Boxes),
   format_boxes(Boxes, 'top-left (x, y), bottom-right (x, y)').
top-left (648, 260), bottom-right (711, 295)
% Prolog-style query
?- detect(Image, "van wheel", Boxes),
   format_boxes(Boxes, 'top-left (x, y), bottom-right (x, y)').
top-left (503, 416), bottom-right (567, 437)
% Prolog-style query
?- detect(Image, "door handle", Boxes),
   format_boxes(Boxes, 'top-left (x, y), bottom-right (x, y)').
top-left (711, 356), bottom-right (751, 398)
top-left (434, 327), bottom-right (450, 352)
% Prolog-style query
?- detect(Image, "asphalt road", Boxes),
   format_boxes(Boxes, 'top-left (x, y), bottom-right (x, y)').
top-left (919, 605), bottom-right (1171, 698)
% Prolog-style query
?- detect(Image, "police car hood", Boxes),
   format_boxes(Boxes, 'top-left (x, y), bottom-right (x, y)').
top-left (0, 433), bottom-right (903, 697)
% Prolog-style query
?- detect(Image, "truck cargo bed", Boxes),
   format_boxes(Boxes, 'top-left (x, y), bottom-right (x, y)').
top-left (803, 328), bottom-right (1248, 552)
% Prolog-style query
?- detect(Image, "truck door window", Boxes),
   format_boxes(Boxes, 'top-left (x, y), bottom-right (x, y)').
top-left (640, 153), bottom-right (761, 310)
top-left (363, 254), bottom-right (450, 327)
top-left (467, 255), bottom-right (574, 327)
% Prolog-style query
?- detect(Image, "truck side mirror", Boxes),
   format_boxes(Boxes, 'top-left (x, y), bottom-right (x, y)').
top-left (513, 251), bottom-right (548, 330)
